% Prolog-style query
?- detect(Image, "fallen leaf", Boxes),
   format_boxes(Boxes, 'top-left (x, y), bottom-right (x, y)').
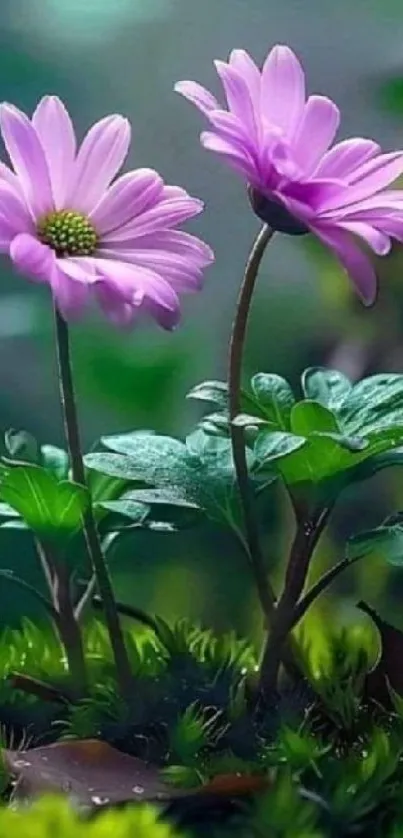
top-left (5, 739), bottom-right (171, 806)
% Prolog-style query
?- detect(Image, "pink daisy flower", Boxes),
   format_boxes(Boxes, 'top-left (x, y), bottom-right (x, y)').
top-left (175, 44), bottom-right (403, 304)
top-left (0, 97), bottom-right (213, 327)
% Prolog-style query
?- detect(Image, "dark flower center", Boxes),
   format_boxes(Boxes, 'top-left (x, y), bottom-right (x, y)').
top-left (248, 187), bottom-right (310, 236)
top-left (37, 210), bottom-right (98, 257)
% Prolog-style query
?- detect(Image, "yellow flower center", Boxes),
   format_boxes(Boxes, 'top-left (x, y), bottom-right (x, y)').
top-left (37, 210), bottom-right (98, 257)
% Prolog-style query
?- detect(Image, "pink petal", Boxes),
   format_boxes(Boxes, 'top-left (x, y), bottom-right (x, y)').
top-left (95, 282), bottom-right (139, 328)
top-left (102, 194), bottom-right (205, 242)
top-left (174, 80), bottom-right (219, 115)
top-left (102, 228), bottom-right (214, 266)
top-left (201, 131), bottom-right (258, 180)
top-left (90, 169), bottom-right (163, 235)
top-left (0, 161), bottom-right (23, 193)
top-left (214, 61), bottom-right (259, 140)
top-left (68, 115), bottom-right (130, 214)
top-left (99, 248), bottom-right (204, 292)
top-left (321, 152), bottom-right (403, 211)
top-left (94, 258), bottom-right (180, 329)
top-left (0, 183), bottom-right (34, 237)
top-left (316, 138), bottom-right (381, 179)
top-left (52, 259), bottom-right (91, 319)
top-left (0, 104), bottom-right (53, 219)
top-left (336, 220), bottom-right (391, 255)
top-left (10, 233), bottom-right (54, 283)
top-left (314, 224), bottom-right (378, 305)
top-left (229, 50), bottom-right (261, 104)
top-left (293, 95), bottom-right (340, 175)
top-left (32, 96), bottom-right (77, 210)
top-left (260, 45), bottom-right (306, 136)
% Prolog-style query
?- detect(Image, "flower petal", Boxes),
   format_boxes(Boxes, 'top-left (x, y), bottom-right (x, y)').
top-left (93, 258), bottom-right (180, 329)
top-left (95, 282), bottom-right (139, 328)
top-left (321, 152), bottom-right (403, 211)
top-left (0, 104), bottom-right (53, 219)
top-left (68, 115), bottom-right (130, 214)
top-left (10, 233), bottom-right (54, 283)
top-left (260, 45), bottom-right (306, 136)
top-left (229, 50), bottom-right (261, 104)
top-left (314, 224), bottom-right (378, 305)
top-left (174, 80), bottom-right (219, 115)
top-left (336, 220), bottom-right (391, 255)
top-left (316, 138), bottom-right (381, 179)
top-left (32, 96), bottom-right (77, 210)
top-left (52, 259), bottom-right (91, 319)
top-left (102, 194), bottom-right (204, 242)
top-left (293, 95), bottom-right (340, 175)
top-left (91, 169), bottom-right (163, 235)
top-left (0, 183), bottom-right (34, 237)
top-left (201, 131), bottom-right (258, 180)
top-left (214, 61), bottom-right (259, 140)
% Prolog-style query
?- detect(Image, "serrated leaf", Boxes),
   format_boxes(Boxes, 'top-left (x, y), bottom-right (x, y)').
top-left (301, 368), bottom-right (352, 409)
top-left (0, 464), bottom-right (89, 538)
top-left (251, 373), bottom-right (295, 430)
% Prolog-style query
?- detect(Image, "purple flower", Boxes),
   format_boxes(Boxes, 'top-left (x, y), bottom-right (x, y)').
top-left (0, 97), bottom-right (213, 327)
top-left (176, 45), bottom-right (403, 304)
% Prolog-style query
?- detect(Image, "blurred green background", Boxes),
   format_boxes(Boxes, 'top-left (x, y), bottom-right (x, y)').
top-left (1, 0), bottom-right (403, 643)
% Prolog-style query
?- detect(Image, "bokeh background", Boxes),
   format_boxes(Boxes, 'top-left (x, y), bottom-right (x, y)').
top-left (1, 0), bottom-right (403, 642)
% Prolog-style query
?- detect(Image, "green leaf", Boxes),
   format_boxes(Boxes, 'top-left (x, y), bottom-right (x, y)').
top-left (254, 430), bottom-right (306, 468)
top-left (232, 413), bottom-right (269, 429)
top-left (290, 400), bottom-right (339, 436)
top-left (348, 525), bottom-right (403, 565)
top-left (98, 499), bottom-right (149, 524)
top-left (339, 374), bottom-right (403, 438)
top-left (87, 431), bottom-right (253, 533)
top-left (4, 429), bottom-right (39, 464)
top-left (0, 502), bottom-right (20, 519)
top-left (0, 464), bottom-right (89, 538)
top-left (251, 373), bottom-right (295, 429)
top-left (187, 380), bottom-right (228, 410)
top-left (40, 444), bottom-right (69, 480)
top-left (301, 367), bottom-right (352, 409)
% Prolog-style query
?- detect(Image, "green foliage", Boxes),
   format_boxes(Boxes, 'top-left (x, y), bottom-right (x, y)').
top-left (86, 429), bottom-right (254, 534)
top-left (0, 464), bottom-right (89, 541)
top-left (0, 795), bottom-right (178, 837)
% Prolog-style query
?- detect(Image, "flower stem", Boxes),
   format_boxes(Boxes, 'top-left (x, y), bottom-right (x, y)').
top-left (228, 224), bottom-right (276, 622)
top-left (53, 306), bottom-right (132, 698)
top-left (256, 504), bottom-right (331, 706)
top-left (35, 537), bottom-right (87, 696)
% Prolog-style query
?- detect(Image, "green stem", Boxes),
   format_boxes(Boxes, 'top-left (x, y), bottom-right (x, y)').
top-left (257, 504), bottom-right (331, 706)
top-left (228, 224), bottom-right (276, 622)
top-left (53, 306), bottom-right (132, 698)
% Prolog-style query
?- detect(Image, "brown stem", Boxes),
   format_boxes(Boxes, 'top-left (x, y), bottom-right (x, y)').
top-left (35, 539), bottom-right (87, 696)
top-left (257, 504), bottom-right (331, 705)
top-left (53, 559), bottom-right (88, 696)
top-left (9, 673), bottom-right (71, 704)
top-left (290, 555), bottom-right (362, 629)
top-left (54, 306), bottom-right (132, 698)
top-left (228, 224), bottom-right (276, 622)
